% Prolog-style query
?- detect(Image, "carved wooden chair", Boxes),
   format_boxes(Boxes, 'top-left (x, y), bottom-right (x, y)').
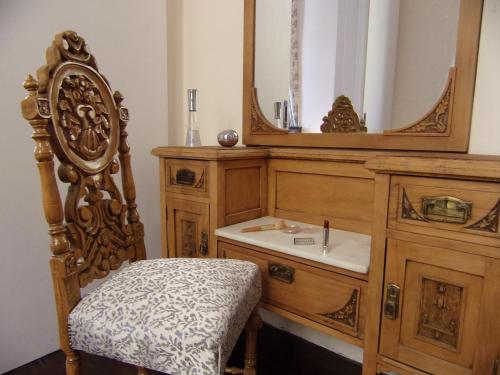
top-left (21, 31), bottom-right (262, 375)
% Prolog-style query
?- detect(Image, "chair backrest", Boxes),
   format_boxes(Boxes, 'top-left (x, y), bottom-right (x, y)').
top-left (21, 31), bottom-right (146, 302)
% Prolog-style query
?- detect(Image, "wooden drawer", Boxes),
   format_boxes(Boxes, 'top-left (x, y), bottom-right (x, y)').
top-left (389, 176), bottom-right (500, 246)
top-left (165, 159), bottom-right (208, 197)
top-left (218, 241), bottom-right (367, 341)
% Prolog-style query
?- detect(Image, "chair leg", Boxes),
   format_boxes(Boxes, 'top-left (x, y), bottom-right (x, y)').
top-left (243, 309), bottom-right (263, 375)
top-left (64, 349), bottom-right (80, 375)
top-left (137, 366), bottom-right (149, 375)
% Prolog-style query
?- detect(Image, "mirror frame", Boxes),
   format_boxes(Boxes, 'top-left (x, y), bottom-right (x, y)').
top-left (243, 0), bottom-right (484, 151)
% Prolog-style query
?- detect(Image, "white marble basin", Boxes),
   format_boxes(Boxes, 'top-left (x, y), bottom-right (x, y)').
top-left (215, 216), bottom-right (371, 274)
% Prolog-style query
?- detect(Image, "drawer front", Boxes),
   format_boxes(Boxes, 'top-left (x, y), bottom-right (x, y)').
top-left (389, 176), bottom-right (500, 245)
top-left (219, 241), bottom-right (367, 339)
top-left (165, 159), bottom-right (208, 196)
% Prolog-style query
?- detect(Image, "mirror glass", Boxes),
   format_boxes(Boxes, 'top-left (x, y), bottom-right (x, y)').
top-left (255, 0), bottom-right (460, 133)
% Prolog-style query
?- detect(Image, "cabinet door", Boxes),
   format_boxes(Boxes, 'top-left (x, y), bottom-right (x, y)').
top-left (166, 198), bottom-right (209, 258)
top-left (380, 239), bottom-right (500, 375)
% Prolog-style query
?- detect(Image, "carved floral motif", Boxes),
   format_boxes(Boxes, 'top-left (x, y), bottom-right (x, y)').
top-left (320, 290), bottom-right (358, 328)
top-left (57, 74), bottom-right (111, 161)
top-left (59, 31), bottom-right (92, 63)
top-left (320, 96), bottom-right (367, 133)
top-left (402, 189), bottom-right (427, 222)
top-left (465, 199), bottom-right (500, 233)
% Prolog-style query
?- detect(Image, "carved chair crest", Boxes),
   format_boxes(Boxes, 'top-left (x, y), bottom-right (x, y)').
top-left (21, 31), bottom-right (145, 287)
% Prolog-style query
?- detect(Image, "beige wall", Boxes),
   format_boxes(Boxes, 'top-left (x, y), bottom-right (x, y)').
top-left (0, 0), bottom-right (167, 372)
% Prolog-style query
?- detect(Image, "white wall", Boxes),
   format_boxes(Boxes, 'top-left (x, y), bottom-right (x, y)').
top-left (0, 0), bottom-right (167, 372)
top-left (168, 0), bottom-right (500, 363)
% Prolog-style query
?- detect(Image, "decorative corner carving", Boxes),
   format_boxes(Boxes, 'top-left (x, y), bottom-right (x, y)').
top-left (320, 289), bottom-right (358, 328)
top-left (320, 95), bottom-right (367, 133)
top-left (250, 88), bottom-right (288, 134)
top-left (402, 189), bottom-right (427, 222)
top-left (465, 199), bottom-right (500, 233)
top-left (385, 68), bottom-right (456, 135)
top-left (418, 278), bottom-right (462, 348)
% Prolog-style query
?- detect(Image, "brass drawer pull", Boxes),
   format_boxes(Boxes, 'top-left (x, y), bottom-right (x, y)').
top-left (268, 263), bottom-right (294, 284)
top-left (422, 196), bottom-right (472, 224)
top-left (493, 357), bottom-right (499, 375)
top-left (384, 283), bottom-right (401, 320)
top-left (175, 169), bottom-right (196, 186)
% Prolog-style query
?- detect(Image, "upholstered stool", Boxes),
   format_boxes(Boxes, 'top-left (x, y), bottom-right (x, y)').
top-left (68, 258), bottom-right (261, 375)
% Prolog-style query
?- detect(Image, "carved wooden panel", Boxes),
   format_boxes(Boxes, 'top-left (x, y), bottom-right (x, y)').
top-left (22, 31), bottom-right (145, 288)
top-left (417, 278), bottom-right (463, 348)
top-left (167, 198), bottom-right (209, 259)
top-left (181, 219), bottom-right (197, 257)
top-left (320, 95), bottom-right (367, 133)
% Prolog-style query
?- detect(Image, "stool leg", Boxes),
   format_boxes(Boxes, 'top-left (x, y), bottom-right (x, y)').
top-left (64, 350), bottom-right (80, 375)
top-left (243, 309), bottom-right (263, 375)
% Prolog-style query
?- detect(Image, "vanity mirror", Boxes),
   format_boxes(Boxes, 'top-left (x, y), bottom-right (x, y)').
top-left (243, 0), bottom-right (483, 151)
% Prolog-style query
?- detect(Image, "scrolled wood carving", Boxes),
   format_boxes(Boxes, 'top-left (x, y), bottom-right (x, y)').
top-left (320, 95), bottom-right (367, 133)
top-left (320, 289), bottom-right (359, 328)
top-left (21, 30), bottom-right (145, 288)
top-left (385, 68), bottom-right (456, 135)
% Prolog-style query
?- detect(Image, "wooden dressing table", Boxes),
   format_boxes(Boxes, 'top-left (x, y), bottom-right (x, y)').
top-left (153, 0), bottom-right (499, 373)
top-left (153, 148), bottom-right (500, 375)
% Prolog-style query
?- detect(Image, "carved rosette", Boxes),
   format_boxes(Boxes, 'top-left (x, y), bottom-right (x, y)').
top-left (465, 199), bottom-right (500, 233)
top-left (320, 96), bottom-right (367, 133)
top-left (320, 290), bottom-right (359, 328)
top-left (402, 189), bottom-right (427, 222)
top-left (385, 68), bottom-right (455, 135)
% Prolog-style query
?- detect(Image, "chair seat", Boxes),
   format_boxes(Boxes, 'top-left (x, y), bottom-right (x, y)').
top-left (68, 258), bottom-right (261, 375)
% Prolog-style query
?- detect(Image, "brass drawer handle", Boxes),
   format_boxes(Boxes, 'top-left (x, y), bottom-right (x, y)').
top-left (199, 231), bottom-right (208, 256)
top-left (384, 283), bottom-right (401, 320)
top-left (175, 169), bottom-right (196, 186)
top-left (268, 263), bottom-right (294, 284)
top-left (493, 357), bottom-right (499, 375)
top-left (422, 195), bottom-right (472, 224)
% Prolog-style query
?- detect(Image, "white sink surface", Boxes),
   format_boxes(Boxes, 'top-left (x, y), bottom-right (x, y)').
top-left (215, 216), bottom-right (371, 274)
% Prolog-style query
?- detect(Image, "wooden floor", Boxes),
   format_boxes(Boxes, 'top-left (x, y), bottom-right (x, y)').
top-left (6, 324), bottom-right (361, 375)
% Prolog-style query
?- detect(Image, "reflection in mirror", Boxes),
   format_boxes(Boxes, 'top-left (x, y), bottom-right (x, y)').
top-left (254, 0), bottom-right (460, 134)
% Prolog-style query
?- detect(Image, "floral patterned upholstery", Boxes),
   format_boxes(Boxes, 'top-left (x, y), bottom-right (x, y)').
top-left (68, 258), bottom-right (262, 375)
